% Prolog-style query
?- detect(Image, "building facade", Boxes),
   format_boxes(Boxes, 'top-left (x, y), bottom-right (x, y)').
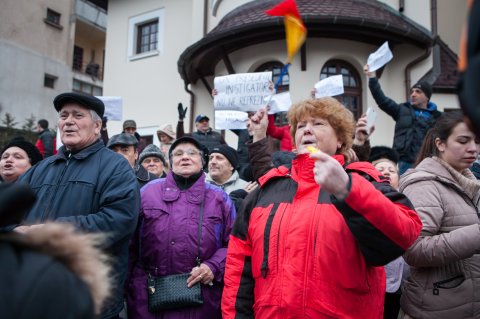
top-left (0, 0), bottom-right (106, 131)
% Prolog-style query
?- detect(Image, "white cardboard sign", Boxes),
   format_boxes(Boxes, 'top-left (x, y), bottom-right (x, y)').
top-left (214, 72), bottom-right (272, 112)
top-left (214, 110), bottom-right (248, 130)
top-left (264, 91), bottom-right (292, 114)
top-left (96, 96), bottom-right (123, 121)
top-left (314, 75), bottom-right (344, 98)
top-left (367, 41), bottom-right (393, 72)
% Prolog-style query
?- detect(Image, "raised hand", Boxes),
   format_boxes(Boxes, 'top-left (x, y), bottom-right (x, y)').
top-left (177, 103), bottom-right (188, 120)
top-left (309, 149), bottom-right (350, 199)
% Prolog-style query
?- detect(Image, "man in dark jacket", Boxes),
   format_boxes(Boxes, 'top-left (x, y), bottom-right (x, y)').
top-left (176, 103), bottom-right (226, 152)
top-left (35, 119), bottom-right (56, 158)
top-left (364, 64), bottom-right (442, 174)
top-left (107, 133), bottom-right (157, 187)
top-left (16, 92), bottom-right (140, 319)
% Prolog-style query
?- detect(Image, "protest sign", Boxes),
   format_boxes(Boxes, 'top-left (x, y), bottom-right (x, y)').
top-left (214, 72), bottom-right (272, 112)
top-left (264, 91), bottom-right (292, 114)
top-left (214, 110), bottom-right (249, 130)
top-left (314, 75), bottom-right (344, 98)
top-left (365, 107), bottom-right (377, 132)
top-left (367, 41), bottom-right (393, 72)
top-left (96, 96), bottom-right (123, 121)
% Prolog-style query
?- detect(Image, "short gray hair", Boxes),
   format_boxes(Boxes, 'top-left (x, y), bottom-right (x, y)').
top-left (90, 110), bottom-right (102, 122)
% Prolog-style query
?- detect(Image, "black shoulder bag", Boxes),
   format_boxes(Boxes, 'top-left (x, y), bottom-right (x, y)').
top-left (140, 202), bottom-right (204, 312)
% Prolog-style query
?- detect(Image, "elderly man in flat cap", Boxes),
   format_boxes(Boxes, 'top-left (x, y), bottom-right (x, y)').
top-left (16, 92), bottom-right (140, 319)
top-left (107, 132), bottom-right (157, 187)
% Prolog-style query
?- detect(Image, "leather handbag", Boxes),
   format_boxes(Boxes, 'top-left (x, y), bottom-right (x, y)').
top-left (147, 273), bottom-right (203, 312)
top-left (140, 201), bottom-right (205, 312)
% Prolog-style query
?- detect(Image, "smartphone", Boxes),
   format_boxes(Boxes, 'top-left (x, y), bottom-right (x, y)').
top-left (366, 107), bottom-right (376, 132)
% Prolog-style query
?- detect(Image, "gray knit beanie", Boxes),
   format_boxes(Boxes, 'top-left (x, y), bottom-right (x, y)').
top-left (138, 144), bottom-right (166, 166)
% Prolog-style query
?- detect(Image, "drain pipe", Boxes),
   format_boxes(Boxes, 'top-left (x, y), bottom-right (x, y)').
top-left (404, 0), bottom-right (437, 99)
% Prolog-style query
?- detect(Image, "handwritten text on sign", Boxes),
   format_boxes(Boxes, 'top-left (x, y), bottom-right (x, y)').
top-left (214, 72), bottom-right (272, 112)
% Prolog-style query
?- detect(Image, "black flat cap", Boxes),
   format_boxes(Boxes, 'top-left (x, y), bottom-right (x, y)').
top-left (53, 92), bottom-right (105, 118)
top-left (107, 133), bottom-right (139, 149)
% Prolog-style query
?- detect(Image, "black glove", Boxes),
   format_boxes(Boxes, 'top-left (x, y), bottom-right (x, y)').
top-left (177, 103), bottom-right (188, 120)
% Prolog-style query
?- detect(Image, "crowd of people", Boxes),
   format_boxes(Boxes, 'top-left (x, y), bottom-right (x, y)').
top-left (1, 24), bottom-right (480, 318)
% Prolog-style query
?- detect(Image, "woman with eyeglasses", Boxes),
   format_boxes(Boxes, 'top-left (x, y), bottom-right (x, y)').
top-left (126, 136), bottom-right (235, 319)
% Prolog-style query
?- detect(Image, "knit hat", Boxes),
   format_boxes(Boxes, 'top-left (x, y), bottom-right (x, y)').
top-left (210, 145), bottom-right (238, 171)
top-left (1, 137), bottom-right (43, 166)
top-left (369, 146), bottom-right (399, 166)
top-left (138, 144), bottom-right (166, 166)
top-left (412, 81), bottom-right (432, 100)
top-left (123, 119), bottom-right (137, 129)
top-left (54, 92), bottom-right (105, 118)
top-left (156, 124), bottom-right (176, 140)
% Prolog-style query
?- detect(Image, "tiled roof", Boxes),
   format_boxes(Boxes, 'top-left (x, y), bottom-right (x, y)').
top-left (178, 0), bottom-right (433, 84)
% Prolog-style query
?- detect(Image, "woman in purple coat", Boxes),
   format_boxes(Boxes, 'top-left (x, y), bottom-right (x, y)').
top-left (126, 136), bottom-right (236, 319)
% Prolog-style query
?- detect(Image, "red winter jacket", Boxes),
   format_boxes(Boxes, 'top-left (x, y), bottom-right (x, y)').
top-left (222, 154), bottom-right (421, 319)
top-left (267, 114), bottom-right (293, 151)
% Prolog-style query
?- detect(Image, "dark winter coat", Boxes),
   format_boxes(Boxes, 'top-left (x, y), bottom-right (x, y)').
top-left (368, 78), bottom-right (441, 163)
top-left (36, 129), bottom-right (56, 158)
top-left (18, 139), bottom-right (140, 319)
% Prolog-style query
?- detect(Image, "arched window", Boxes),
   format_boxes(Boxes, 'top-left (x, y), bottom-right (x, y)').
top-left (320, 60), bottom-right (362, 119)
top-left (255, 62), bottom-right (289, 126)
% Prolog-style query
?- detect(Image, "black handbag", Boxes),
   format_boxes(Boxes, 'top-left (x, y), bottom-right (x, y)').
top-left (140, 201), bottom-right (205, 312)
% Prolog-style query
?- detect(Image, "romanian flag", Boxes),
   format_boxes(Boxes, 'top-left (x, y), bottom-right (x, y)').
top-left (266, 0), bottom-right (307, 63)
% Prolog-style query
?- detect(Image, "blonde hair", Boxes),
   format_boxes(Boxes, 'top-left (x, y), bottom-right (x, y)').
top-left (287, 97), bottom-right (355, 156)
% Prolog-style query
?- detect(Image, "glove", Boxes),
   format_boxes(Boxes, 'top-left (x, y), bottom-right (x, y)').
top-left (178, 103), bottom-right (188, 120)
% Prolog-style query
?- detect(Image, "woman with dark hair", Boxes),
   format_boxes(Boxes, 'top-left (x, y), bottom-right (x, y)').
top-left (0, 138), bottom-right (42, 183)
top-left (399, 110), bottom-right (480, 319)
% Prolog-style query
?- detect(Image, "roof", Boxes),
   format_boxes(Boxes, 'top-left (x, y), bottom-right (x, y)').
top-left (178, 0), bottom-right (433, 84)
top-left (419, 38), bottom-right (459, 93)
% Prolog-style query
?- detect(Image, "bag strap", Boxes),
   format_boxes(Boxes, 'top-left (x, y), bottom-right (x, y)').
top-left (139, 200), bottom-right (204, 273)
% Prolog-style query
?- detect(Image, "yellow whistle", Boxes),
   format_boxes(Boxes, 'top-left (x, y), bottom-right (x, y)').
top-left (306, 146), bottom-right (319, 154)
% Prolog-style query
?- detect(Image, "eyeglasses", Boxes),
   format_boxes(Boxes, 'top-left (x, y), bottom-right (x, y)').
top-left (171, 148), bottom-right (202, 158)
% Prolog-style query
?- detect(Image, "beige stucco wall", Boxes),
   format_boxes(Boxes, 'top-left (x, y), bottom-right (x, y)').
top-left (0, 0), bottom-right (75, 128)
top-left (103, 0), bottom-right (196, 142)
top-left (104, 0), bottom-right (463, 148)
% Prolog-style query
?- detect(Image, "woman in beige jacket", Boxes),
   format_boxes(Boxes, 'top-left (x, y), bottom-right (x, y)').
top-left (398, 110), bottom-right (480, 319)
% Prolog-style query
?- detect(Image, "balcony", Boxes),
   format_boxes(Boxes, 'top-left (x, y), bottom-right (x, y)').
top-left (75, 0), bottom-right (107, 30)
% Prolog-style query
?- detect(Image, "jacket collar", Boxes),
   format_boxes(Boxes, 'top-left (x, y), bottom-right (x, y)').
top-left (55, 139), bottom-right (104, 161)
top-left (162, 171), bottom-right (206, 204)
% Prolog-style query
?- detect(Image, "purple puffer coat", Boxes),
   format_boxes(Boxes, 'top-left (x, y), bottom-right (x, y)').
top-left (126, 172), bottom-right (235, 319)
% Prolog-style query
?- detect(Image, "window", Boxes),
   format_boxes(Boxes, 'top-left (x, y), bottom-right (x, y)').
top-left (255, 62), bottom-right (290, 126)
top-left (73, 79), bottom-right (102, 96)
top-left (44, 8), bottom-right (62, 29)
top-left (73, 46), bottom-right (84, 71)
top-left (320, 60), bottom-right (362, 119)
top-left (128, 9), bottom-right (165, 60)
top-left (44, 74), bottom-right (57, 88)
top-left (136, 20), bottom-right (158, 54)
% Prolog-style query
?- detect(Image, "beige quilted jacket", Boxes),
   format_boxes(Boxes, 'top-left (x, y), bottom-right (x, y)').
top-left (399, 157), bottom-right (480, 319)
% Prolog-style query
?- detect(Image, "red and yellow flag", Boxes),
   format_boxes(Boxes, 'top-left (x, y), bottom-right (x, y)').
top-left (266, 0), bottom-right (307, 63)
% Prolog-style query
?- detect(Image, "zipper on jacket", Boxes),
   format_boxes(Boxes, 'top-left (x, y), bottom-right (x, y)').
top-left (432, 274), bottom-right (465, 295)
top-left (43, 152), bottom-right (72, 221)
top-left (261, 203), bottom-right (280, 278)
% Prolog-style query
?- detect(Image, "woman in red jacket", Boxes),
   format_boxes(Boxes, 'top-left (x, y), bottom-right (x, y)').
top-left (222, 97), bottom-right (422, 319)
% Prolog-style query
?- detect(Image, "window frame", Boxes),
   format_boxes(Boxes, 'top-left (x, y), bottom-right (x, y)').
top-left (72, 79), bottom-right (103, 96)
top-left (320, 59), bottom-right (362, 119)
top-left (44, 74), bottom-right (58, 89)
top-left (127, 9), bottom-right (164, 61)
top-left (44, 8), bottom-right (62, 29)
